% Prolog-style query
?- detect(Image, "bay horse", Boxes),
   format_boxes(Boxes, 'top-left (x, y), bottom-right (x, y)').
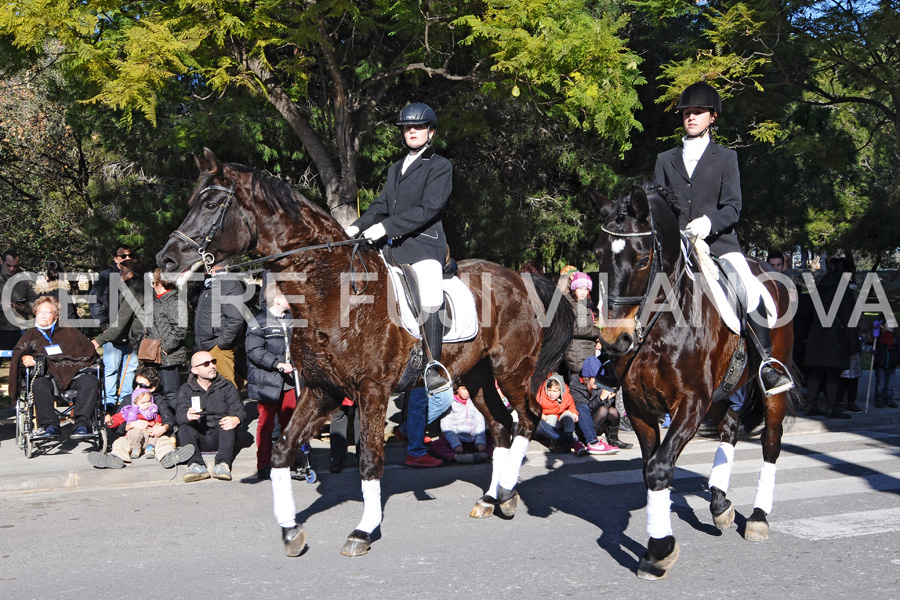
top-left (157, 149), bottom-right (573, 557)
top-left (590, 185), bottom-right (796, 579)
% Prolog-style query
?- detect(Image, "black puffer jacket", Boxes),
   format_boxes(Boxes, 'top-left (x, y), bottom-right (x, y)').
top-left (245, 309), bottom-right (294, 403)
top-left (146, 289), bottom-right (188, 368)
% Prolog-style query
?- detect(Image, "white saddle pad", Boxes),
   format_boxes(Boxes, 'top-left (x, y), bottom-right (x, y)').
top-left (380, 253), bottom-right (479, 343)
top-left (689, 240), bottom-right (777, 335)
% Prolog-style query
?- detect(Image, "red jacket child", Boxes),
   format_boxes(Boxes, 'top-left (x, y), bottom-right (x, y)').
top-left (535, 373), bottom-right (576, 418)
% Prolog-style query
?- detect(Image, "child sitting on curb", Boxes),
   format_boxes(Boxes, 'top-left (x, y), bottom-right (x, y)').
top-left (534, 373), bottom-right (579, 453)
top-left (429, 384), bottom-right (492, 463)
top-left (568, 356), bottom-right (624, 454)
top-left (87, 387), bottom-right (194, 470)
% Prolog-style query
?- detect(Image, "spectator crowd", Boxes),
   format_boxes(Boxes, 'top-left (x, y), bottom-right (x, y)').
top-left (1, 242), bottom-right (896, 483)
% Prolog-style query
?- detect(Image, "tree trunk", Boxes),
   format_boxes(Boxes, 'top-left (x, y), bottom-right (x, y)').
top-left (238, 50), bottom-right (359, 226)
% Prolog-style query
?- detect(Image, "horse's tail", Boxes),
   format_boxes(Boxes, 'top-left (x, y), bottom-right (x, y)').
top-left (526, 275), bottom-right (575, 396)
top-left (739, 364), bottom-right (801, 435)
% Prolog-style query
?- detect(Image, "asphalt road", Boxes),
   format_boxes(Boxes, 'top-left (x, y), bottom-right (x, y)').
top-left (2, 426), bottom-right (899, 600)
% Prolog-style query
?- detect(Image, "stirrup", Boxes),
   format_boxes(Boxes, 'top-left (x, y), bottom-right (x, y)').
top-left (757, 358), bottom-right (794, 396)
top-left (424, 361), bottom-right (452, 395)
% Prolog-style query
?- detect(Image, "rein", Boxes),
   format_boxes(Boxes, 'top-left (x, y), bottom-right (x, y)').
top-left (172, 182), bottom-right (370, 294)
top-left (224, 238), bottom-right (371, 296)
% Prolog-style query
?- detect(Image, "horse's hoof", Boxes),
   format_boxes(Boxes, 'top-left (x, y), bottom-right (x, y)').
top-left (636, 539), bottom-right (680, 580)
top-left (282, 525), bottom-right (307, 557)
top-left (745, 508), bottom-right (769, 542)
top-left (497, 487), bottom-right (519, 517)
top-left (712, 503), bottom-right (736, 530)
top-left (469, 495), bottom-right (496, 519)
top-left (709, 487), bottom-right (734, 530)
top-left (341, 529), bottom-right (372, 557)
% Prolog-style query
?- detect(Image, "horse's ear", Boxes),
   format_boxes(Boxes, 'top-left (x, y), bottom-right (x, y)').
top-left (630, 187), bottom-right (650, 222)
top-left (588, 189), bottom-right (615, 220)
top-left (195, 147), bottom-right (224, 175)
top-left (194, 153), bottom-right (210, 174)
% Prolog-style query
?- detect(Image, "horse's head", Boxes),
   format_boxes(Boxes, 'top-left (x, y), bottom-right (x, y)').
top-left (156, 148), bottom-right (258, 282)
top-left (590, 185), bottom-right (682, 357)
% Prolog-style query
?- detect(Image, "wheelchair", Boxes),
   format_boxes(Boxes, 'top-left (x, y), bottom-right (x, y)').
top-left (15, 358), bottom-right (108, 458)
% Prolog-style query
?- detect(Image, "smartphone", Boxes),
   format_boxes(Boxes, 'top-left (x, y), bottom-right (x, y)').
top-left (191, 396), bottom-right (202, 412)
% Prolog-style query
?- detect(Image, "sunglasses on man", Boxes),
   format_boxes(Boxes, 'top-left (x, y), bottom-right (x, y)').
top-left (192, 358), bottom-right (218, 368)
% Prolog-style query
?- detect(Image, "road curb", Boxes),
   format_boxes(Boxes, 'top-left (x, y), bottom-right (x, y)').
top-left (2, 408), bottom-right (898, 494)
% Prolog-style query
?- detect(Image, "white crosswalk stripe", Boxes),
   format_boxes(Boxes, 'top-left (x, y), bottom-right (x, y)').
top-left (770, 508), bottom-right (900, 541)
top-left (572, 446), bottom-right (900, 487)
top-left (569, 429), bottom-right (900, 542)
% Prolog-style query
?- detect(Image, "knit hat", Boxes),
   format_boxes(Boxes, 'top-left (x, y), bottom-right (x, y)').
top-left (570, 271), bottom-right (593, 292)
top-left (581, 356), bottom-right (602, 378)
top-left (559, 265), bottom-right (577, 276)
top-left (581, 357), bottom-right (617, 393)
top-left (131, 388), bottom-right (153, 403)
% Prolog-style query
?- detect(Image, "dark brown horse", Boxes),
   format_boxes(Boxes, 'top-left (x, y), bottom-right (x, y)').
top-left (157, 149), bottom-right (573, 557)
top-left (590, 186), bottom-right (797, 579)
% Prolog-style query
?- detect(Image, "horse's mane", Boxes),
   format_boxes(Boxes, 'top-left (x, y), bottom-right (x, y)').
top-left (645, 184), bottom-right (682, 221)
top-left (603, 183), bottom-right (682, 225)
top-left (191, 162), bottom-right (331, 223)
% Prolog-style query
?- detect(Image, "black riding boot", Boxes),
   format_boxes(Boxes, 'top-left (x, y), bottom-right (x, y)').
top-left (605, 427), bottom-right (633, 449)
top-left (423, 307), bottom-right (450, 394)
top-left (748, 305), bottom-right (794, 396)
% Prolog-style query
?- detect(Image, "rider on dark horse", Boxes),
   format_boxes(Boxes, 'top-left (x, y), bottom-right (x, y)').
top-left (653, 82), bottom-right (793, 397)
top-left (343, 102), bottom-right (453, 395)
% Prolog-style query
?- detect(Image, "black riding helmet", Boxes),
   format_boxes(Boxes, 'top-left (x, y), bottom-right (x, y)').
top-left (675, 82), bottom-right (722, 117)
top-left (396, 102), bottom-right (437, 127)
top-left (396, 102), bottom-right (437, 151)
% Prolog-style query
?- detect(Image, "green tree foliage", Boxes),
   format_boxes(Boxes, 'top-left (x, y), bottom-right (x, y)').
top-left (0, 0), bottom-right (646, 227)
top-left (456, 0), bottom-right (646, 155)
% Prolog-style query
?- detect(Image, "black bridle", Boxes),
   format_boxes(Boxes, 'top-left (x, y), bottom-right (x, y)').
top-left (170, 184), bottom-right (252, 275)
top-left (599, 211), bottom-right (665, 345)
top-left (599, 209), bottom-right (691, 388)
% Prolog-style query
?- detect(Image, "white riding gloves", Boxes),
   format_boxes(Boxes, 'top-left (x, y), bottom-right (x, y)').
top-left (344, 225), bottom-right (360, 238)
top-left (363, 223), bottom-right (386, 242)
top-left (684, 215), bottom-right (711, 241)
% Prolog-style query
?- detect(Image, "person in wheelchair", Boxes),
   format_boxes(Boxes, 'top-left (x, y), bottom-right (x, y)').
top-left (10, 295), bottom-right (100, 441)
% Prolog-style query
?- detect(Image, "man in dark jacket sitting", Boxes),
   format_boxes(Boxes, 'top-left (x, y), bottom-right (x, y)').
top-left (176, 350), bottom-right (246, 482)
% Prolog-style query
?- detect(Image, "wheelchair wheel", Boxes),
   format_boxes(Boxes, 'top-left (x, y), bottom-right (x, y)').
top-left (24, 435), bottom-right (34, 459)
top-left (97, 427), bottom-right (108, 453)
top-left (15, 404), bottom-right (26, 450)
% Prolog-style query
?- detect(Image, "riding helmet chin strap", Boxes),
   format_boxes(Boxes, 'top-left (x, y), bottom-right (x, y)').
top-left (403, 128), bottom-right (434, 152)
top-left (684, 124), bottom-right (711, 140)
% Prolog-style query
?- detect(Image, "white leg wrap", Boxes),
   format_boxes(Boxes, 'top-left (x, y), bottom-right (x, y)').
top-left (487, 447), bottom-right (509, 498)
top-left (498, 436), bottom-right (529, 491)
top-left (708, 442), bottom-right (736, 492)
top-left (355, 479), bottom-right (383, 534)
top-left (646, 488), bottom-right (673, 539)
top-left (271, 468), bottom-right (297, 528)
top-left (753, 462), bottom-right (777, 515)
